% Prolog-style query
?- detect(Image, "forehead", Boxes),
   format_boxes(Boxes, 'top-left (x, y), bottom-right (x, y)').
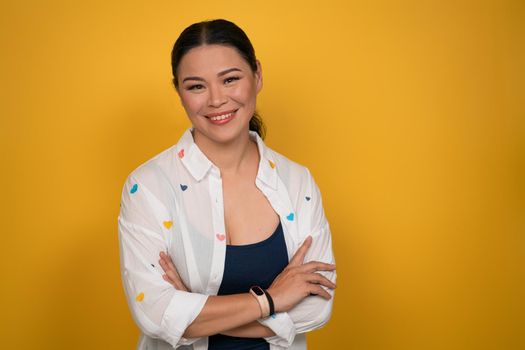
top-left (178, 44), bottom-right (250, 77)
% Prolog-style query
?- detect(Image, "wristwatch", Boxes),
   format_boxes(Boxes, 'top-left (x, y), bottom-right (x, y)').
top-left (249, 286), bottom-right (270, 318)
top-left (249, 286), bottom-right (275, 318)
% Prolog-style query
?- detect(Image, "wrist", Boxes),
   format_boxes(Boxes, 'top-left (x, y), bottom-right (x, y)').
top-left (249, 286), bottom-right (271, 318)
top-left (266, 287), bottom-right (281, 313)
top-left (262, 289), bottom-right (275, 316)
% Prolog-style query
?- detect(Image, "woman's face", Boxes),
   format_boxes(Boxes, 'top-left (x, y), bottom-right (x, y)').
top-left (176, 44), bottom-right (262, 146)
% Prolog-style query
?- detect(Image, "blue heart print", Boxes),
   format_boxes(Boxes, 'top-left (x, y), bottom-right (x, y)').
top-left (180, 184), bottom-right (188, 191)
top-left (130, 183), bottom-right (138, 194)
top-left (286, 213), bottom-right (294, 221)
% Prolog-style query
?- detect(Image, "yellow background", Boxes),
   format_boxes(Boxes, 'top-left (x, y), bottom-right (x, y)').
top-left (1, 1), bottom-right (523, 349)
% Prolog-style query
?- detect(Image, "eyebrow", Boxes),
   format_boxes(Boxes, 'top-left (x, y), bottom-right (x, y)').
top-left (218, 67), bottom-right (242, 76)
top-left (182, 67), bottom-right (243, 83)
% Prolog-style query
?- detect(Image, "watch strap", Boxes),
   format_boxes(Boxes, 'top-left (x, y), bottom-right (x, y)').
top-left (262, 289), bottom-right (275, 316)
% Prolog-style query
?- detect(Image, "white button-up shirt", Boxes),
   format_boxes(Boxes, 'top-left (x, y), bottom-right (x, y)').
top-left (118, 128), bottom-right (336, 350)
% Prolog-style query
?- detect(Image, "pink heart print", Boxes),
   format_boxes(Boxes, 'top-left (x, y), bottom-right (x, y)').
top-left (216, 233), bottom-right (226, 241)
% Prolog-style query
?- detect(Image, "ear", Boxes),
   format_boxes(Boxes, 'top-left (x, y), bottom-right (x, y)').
top-left (255, 60), bottom-right (263, 94)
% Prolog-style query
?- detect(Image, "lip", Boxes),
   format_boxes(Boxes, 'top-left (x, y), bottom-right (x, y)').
top-left (205, 109), bottom-right (238, 125)
top-left (205, 109), bottom-right (238, 118)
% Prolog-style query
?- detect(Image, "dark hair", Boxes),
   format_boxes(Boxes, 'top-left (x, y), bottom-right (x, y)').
top-left (171, 19), bottom-right (266, 139)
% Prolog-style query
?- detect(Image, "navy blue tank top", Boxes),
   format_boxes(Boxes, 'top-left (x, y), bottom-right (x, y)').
top-left (208, 221), bottom-right (289, 350)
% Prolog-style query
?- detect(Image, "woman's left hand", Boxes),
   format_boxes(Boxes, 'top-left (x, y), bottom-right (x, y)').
top-left (159, 251), bottom-right (189, 292)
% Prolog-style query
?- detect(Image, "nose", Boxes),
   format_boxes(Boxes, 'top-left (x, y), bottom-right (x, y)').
top-left (208, 84), bottom-right (227, 108)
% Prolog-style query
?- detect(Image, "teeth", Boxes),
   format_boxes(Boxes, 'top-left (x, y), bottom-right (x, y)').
top-left (209, 112), bottom-right (234, 121)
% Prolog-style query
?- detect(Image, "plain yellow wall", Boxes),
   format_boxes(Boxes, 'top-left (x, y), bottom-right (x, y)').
top-left (1, 1), bottom-right (523, 349)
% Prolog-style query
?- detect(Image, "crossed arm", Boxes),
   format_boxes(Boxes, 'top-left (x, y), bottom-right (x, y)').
top-left (158, 235), bottom-right (336, 339)
top-left (119, 171), bottom-right (336, 346)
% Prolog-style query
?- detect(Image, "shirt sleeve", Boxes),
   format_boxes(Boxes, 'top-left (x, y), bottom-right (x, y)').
top-left (258, 169), bottom-right (336, 347)
top-left (118, 174), bottom-right (208, 348)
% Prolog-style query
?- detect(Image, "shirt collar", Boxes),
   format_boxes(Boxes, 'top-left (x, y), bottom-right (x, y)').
top-left (251, 130), bottom-right (278, 191)
top-left (176, 128), bottom-right (278, 190)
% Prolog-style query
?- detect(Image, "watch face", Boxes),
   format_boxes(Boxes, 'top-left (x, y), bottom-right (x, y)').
top-left (252, 286), bottom-right (264, 296)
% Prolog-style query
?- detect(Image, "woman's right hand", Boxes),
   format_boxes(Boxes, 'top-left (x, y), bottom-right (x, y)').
top-left (159, 251), bottom-right (189, 292)
top-left (267, 236), bottom-right (336, 313)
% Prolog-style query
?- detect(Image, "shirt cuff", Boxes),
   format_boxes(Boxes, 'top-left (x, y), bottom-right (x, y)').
top-left (159, 290), bottom-right (209, 347)
top-left (257, 311), bottom-right (296, 347)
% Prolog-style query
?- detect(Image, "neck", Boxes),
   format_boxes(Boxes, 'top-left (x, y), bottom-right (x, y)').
top-left (193, 130), bottom-right (258, 175)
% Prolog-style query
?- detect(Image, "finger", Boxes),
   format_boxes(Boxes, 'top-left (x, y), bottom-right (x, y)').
top-left (159, 259), bottom-right (179, 284)
top-left (165, 259), bottom-right (186, 287)
top-left (164, 270), bottom-right (187, 291)
top-left (159, 257), bottom-right (169, 272)
top-left (165, 266), bottom-right (188, 291)
top-left (166, 258), bottom-right (180, 278)
top-left (305, 272), bottom-right (336, 289)
top-left (163, 274), bottom-right (175, 285)
top-left (159, 253), bottom-right (181, 278)
top-left (289, 236), bottom-right (312, 266)
top-left (159, 251), bottom-right (171, 266)
top-left (172, 280), bottom-right (188, 291)
top-left (161, 251), bottom-right (174, 264)
top-left (159, 259), bottom-right (174, 278)
top-left (159, 252), bottom-right (172, 270)
top-left (165, 267), bottom-right (180, 283)
top-left (159, 255), bottom-right (189, 291)
top-left (299, 261), bottom-right (336, 273)
top-left (308, 284), bottom-right (332, 300)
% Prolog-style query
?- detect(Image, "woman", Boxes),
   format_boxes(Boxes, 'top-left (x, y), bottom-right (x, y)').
top-left (118, 19), bottom-right (336, 350)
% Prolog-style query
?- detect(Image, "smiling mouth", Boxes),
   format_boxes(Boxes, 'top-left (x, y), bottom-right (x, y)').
top-left (206, 109), bottom-right (238, 123)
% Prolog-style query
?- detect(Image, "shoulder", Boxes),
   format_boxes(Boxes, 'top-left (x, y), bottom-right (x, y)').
top-left (123, 143), bottom-right (178, 190)
top-left (264, 146), bottom-right (315, 193)
top-left (265, 146), bottom-right (328, 237)
top-left (268, 147), bottom-right (311, 177)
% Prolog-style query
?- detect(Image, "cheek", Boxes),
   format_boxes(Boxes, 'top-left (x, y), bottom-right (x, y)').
top-left (180, 93), bottom-right (207, 115)
top-left (231, 82), bottom-right (257, 105)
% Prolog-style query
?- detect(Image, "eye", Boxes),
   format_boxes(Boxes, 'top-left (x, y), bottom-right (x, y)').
top-left (224, 76), bottom-right (240, 85)
top-left (187, 84), bottom-right (205, 91)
